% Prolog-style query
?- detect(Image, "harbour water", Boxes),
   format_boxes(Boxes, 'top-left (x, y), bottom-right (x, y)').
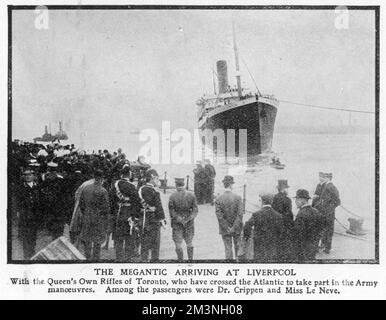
top-left (152, 132), bottom-right (375, 222)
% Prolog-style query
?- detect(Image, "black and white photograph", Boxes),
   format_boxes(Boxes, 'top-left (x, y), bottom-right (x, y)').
top-left (7, 4), bottom-right (378, 265)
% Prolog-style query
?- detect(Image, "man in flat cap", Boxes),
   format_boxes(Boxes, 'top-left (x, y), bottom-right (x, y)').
top-left (244, 193), bottom-right (284, 262)
top-left (215, 176), bottom-right (244, 260)
top-left (272, 180), bottom-right (295, 261)
top-left (312, 172), bottom-right (341, 254)
top-left (293, 189), bottom-right (324, 261)
top-left (138, 169), bottom-right (166, 262)
top-left (168, 178), bottom-right (198, 261)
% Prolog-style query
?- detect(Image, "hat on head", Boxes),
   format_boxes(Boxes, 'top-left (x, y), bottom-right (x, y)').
top-left (222, 175), bottom-right (235, 185)
top-left (325, 173), bottom-right (333, 179)
top-left (319, 172), bottom-right (333, 179)
top-left (120, 164), bottom-right (131, 175)
top-left (294, 189), bottom-right (311, 200)
top-left (23, 168), bottom-right (34, 175)
top-left (175, 178), bottom-right (185, 187)
top-left (47, 161), bottom-right (58, 168)
top-left (277, 179), bottom-right (289, 190)
top-left (145, 169), bottom-right (159, 181)
top-left (94, 169), bottom-right (104, 179)
top-left (259, 192), bottom-right (274, 204)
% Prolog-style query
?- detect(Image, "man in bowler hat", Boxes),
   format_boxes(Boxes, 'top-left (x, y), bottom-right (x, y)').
top-left (244, 193), bottom-right (284, 262)
top-left (293, 189), bottom-right (324, 261)
top-left (215, 176), bottom-right (244, 260)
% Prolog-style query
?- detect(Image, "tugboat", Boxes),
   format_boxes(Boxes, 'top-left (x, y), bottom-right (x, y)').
top-left (34, 121), bottom-right (68, 143)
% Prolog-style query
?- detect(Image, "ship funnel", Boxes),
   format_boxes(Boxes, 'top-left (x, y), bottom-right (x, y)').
top-left (44, 125), bottom-right (48, 134)
top-left (59, 121), bottom-right (62, 132)
top-left (216, 60), bottom-right (229, 94)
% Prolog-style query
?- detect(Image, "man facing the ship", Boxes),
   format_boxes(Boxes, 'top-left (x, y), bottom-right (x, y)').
top-left (15, 169), bottom-right (42, 259)
top-left (272, 180), bottom-right (295, 261)
top-left (215, 175), bottom-right (243, 261)
top-left (78, 169), bottom-right (110, 260)
top-left (168, 178), bottom-right (198, 261)
top-left (312, 172), bottom-right (341, 254)
top-left (243, 193), bottom-right (284, 262)
top-left (204, 159), bottom-right (216, 205)
top-left (293, 189), bottom-right (324, 261)
top-left (193, 161), bottom-right (206, 204)
top-left (139, 169), bottom-right (166, 262)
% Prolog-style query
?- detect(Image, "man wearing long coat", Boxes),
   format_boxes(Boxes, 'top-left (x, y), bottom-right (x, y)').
top-left (244, 193), bottom-right (284, 262)
top-left (312, 172), bottom-right (341, 253)
top-left (15, 169), bottom-right (42, 259)
top-left (78, 170), bottom-right (110, 260)
top-left (272, 180), bottom-right (295, 261)
top-left (40, 163), bottom-right (66, 240)
top-left (294, 189), bottom-right (324, 261)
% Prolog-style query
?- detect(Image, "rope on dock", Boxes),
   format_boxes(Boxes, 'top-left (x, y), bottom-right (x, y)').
top-left (339, 205), bottom-right (364, 219)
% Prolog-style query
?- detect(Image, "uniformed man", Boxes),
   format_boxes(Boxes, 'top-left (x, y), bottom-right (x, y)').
top-left (312, 172), bottom-right (341, 254)
top-left (272, 179), bottom-right (295, 261)
top-left (244, 193), bottom-right (284, 262)
top-left (293, 189), bottom-right (324, 261)
top-left (111, 166), bottom-right (142, 262)
top-left (40, 161), bottom-right (66, 240)
top-left (15, 169), bottom-right (42, 259)
top-left (215, 175), bottom-right (244, 261)
top-left (168, 178), bottom-right (198, 261)
top-left (138, 169), bottom-right (166, 262)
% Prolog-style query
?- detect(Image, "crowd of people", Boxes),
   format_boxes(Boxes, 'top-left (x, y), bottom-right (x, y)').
top-left (214, 172), bottom-right (341, 262)
top-left (10, 139), bottom-right (151, 260)
top-left (10, 139), bottom-right (341, 262)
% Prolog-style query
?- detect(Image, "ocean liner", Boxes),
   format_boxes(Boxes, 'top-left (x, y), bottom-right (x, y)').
top-left (197, 25), bottom-right (279, 159)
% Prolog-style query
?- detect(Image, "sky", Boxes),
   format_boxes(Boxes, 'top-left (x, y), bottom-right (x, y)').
top-left (12, 9), bottom-right (376, 152)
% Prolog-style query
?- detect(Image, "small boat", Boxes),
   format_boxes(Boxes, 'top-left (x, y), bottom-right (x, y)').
top-left (270, 163), bottom-right (286, 170)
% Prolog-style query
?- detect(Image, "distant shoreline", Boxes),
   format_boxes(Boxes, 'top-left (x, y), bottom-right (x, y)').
top-left (275, 127), bottom-right (373, 135)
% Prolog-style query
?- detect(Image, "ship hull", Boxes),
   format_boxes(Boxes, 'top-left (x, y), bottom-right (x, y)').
top-left (199, 99), bottom-right (277, 158)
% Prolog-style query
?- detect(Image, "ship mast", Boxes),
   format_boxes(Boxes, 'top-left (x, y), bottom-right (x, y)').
top-left (232, 22), bottom-right (242, 98)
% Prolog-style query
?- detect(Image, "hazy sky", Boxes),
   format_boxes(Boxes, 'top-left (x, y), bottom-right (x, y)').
top-left (12, 9), bottom-right (375, 150)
